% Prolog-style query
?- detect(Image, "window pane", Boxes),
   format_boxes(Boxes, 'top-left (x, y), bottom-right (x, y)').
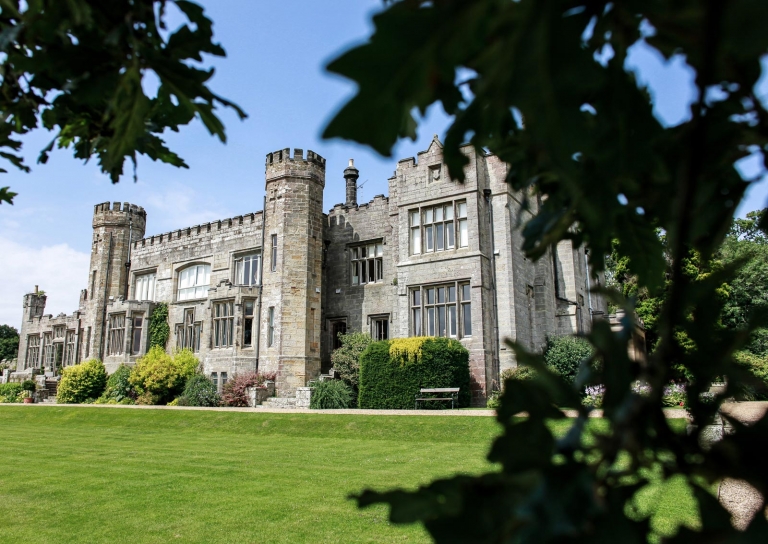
top-left (425, 208), bottom-right (433, 223)
top-left (376, 243), bottom-right (383, 257)
top-left (449, 306), bottom-right (457, 336)
top-left (444, 204), bottom-right (454, 220)
top-left (438, 306), bottom-right (446, 337)
top-left (245, 300), bottom-right (254, 316)
top-left (448, 286), bottom-right (456, 302)
top-left (243, 259), bottom-right (251, 286)
top-left (459, 219), bottom-right (468, 247)
top-left (413, 309), bottom-right (422, 336)
top-left (437, 287), bottom-right (445, 303)
top-left (426, 288), bottom-right (434, 304)
top-left (368, 260), bottom-right (375, 283)
top-left (352, 262), bottom-right (359, 285)
top-left (410, 210), bottom-right (420, 226)
top-left (411, 228), bottom-right (421, 254)
top-left (361, 261), bottom-right (367, 284)
top-left (446, 221), bottom-right (455, 248)
top-left (412, 290), bottom-right (420, 306)
top-left (235, 260), bottom-right (243, 284)
top-left (425, 225), bottom-right (433, 251)
top-left (463, 303), bottom-right (472, 336)
top-left (435, 206), bottom-right (443, 222)
top-left (376, 259), bottom-right (383, 280)
top-left (461, 284), bottom-right (471, 300)
top-left (362, 246), bottom-right (367, 258)
top-left (458, 202), bottom-right (467, 218)
top-left (427, 308), bottom-right (435, 336)
top-left (436, 223), bottom-right (444, 250)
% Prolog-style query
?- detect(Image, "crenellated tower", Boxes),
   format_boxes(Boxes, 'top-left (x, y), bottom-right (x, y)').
top-left (259, 148), bottom-right (326, 395)
top-left (85, 202), bottom-right (147, 360)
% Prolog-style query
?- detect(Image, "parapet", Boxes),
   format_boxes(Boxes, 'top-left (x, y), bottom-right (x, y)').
top-left (134, 210), bottom-right (263, 249)
top-left (93, 201), bottom-right (147, 231)
top-left (265, 148), bottom-right (326, 185)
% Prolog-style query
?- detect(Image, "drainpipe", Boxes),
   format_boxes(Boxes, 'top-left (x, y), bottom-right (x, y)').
top-left (99, 233), bottom-right (114, 361)
top-left (124, 216), bottom-right (133, 300)
top-left (584, 249), bottom-right (594, 323)
top-left (483, 189), bottom-right (501, 385)
top-left (254, 195), bottom-right (267, 371)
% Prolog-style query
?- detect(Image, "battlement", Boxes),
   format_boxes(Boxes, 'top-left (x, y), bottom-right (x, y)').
top-left (265, 148), bottom-right (326, 168)
top-left (135, 211), bottom-right (263, 249)
top-left (328, 194), bottom-right (389, 224)
top-left (94, 201), bottom-right (146, 217)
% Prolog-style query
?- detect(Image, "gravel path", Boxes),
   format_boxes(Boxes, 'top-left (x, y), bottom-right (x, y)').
top-left (2, 403), bottom-right (690, 418)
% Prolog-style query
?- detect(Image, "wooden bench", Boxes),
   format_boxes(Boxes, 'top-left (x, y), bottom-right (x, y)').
top-left (415, 388), bottom-right (460, 409)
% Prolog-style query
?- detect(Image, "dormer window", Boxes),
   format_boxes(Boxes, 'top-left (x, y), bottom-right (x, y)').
top-left (178, 264), bottom-right (211, 301)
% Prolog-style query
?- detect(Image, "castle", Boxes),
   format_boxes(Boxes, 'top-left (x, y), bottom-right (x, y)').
top-left (15, 137), bottom-right (606, 403)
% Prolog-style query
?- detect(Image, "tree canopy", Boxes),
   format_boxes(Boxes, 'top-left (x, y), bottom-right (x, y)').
top-left (325, 0), bottom-right (768, 541)
top-left (0, 0), bottom-right (246, 205)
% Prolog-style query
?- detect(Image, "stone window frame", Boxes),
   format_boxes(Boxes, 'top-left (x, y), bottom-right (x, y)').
top-left (410, 281), bottom-right (472, 338)
top-left (107, 314), bottom-right (126, 356)
top-left (211, 371), bottom-right (229, 392)
top-left (43, 332), bottom-right (54, 368)
top-left (369, 314), bottom-right (390, 341)
top-left (267, 306), bottom-right (275, 348)
top-left (233, 250), bottom-right (262, 287)
top-left (409, 200), bottom-right (468, 256)
top-left (133, 270), bottom-right (157, 301)
top-left (131, 313), bottom-right (144, 356)
top-left (175, 308), bottom-right (202, 352)
top-left (350, 240), bottom-right (384, 286)
top-left (176, 262), bottom-right (211, 302)
top-left (270, 234), bottom-right (278, 273)
top-left (64, 330), bottom-right (76, 365)
top-left (26, 335), bottom-right (40, 368)
top-left (212, 300), bottom-right (235, 349)
top-left (242, 299), bottom-right (256, 348)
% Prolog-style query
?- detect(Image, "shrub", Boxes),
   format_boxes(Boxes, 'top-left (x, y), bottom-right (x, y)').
top-left (582, 385), bottom-right (606, 408)
top-left (543, 336), bottom-right (594, 383)
top-left (487, 366), bottom-right (538, 408)
top-left (310, 379), bottom-right (353, 409)
top-left (0, 383), bottom-right (22, 403)
top-left (177, 375), bottom-right (220, 407)
top-left (129, 347), bottom-right (199, 405)
top-left (57, 359), bottom-right (108, 403)
top-left (331, 331), bottom-right (371, 395)
top-left (21, 379), bottom-right (36, 392)
top-left (359, 337), bottom-right (470, 409)
top-left (221, 371), bottom-right (276, 407)
top-left (734, 350), bottom-right (768, 399)
top-left (98, 364), bottom-right (135, 404)
top-left (662, 383), bottom-right (687, 407)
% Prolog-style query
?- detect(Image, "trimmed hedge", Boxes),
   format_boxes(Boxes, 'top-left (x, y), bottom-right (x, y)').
top-left (359, 337), bottom-right (470, 409)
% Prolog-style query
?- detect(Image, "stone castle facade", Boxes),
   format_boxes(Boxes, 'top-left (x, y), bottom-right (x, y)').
top-left (16, 138), bottom-right (606, 403)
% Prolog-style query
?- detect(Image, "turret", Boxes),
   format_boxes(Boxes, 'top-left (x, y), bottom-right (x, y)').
top-left (87, 201), bottom-right (147, 360)
top-left (22, 285), bottom-right (46, 322)
top-left (344, 158), bottom-right (359, 207)
top-left (261, 148), bottom-right (326, 395)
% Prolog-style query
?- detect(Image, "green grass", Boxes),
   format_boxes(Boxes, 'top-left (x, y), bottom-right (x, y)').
top-left (0, 407), bottom-right (697, 543)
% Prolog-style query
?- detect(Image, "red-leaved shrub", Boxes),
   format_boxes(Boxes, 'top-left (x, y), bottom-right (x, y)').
top-left (221, 371), bottom-right (276, 407)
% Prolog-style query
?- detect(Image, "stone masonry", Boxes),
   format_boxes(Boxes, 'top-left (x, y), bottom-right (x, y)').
top-left (16, 139), bottom-right (606, 404)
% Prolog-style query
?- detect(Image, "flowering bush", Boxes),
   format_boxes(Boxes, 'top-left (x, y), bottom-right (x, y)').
top-left (581, 385), bottom-right (605, 408)
top-left (0, 382), bottom-right (22, 403)
top-left (662, 383), bottom-right (687, 407)
top-left (631, 381), bottom-right (652, 397)
top-left (220, 371), bottom-right (276, 407)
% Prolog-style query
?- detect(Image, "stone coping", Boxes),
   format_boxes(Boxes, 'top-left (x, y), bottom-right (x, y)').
top-left (0, 403), bottom-right (690, 418)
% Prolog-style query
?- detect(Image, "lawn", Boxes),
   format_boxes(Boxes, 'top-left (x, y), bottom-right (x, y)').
top-left (0, 407), bottom-right (697, 543)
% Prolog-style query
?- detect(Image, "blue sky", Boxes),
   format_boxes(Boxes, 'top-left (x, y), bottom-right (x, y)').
top-left (0, 0), bottom-right (766, 327)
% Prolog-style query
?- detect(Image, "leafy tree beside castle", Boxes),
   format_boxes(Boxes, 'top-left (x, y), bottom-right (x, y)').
top-left (324, 0), bottom-right (768, 541)
top-left (0, 0), bottom-right (246, 206)
top-left (0, 325), bottom-right (20, 363)
top-left (331, 331), bottom-right (372, 401)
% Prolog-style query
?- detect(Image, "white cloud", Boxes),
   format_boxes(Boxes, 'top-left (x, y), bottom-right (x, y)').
top-left (0, 237), bottom-right (89, 328)
top-left (140, 182), bottom-right (230, 234)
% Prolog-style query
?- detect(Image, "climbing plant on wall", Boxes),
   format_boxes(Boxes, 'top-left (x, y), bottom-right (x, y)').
top-left (148, 303), bottom-right (170, 350)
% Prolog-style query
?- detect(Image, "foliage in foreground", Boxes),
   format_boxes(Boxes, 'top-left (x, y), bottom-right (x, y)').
top-left (326, 0), bottom-right (768, 541)
top-left (218, 370), bottom-right (276, 407)
top-left (0, 0), bottom-right (246, 205)
top-left (57, 359), bottom-right (107, 404)
top-left (309, 379), bottom-right (353, 409)
top-left (486, 366), bottom-right (536, 409)
top-left (177, 375), bottom-right (220, 407)
top-left (359, 337), bottom-right (470, 409)
top-left (0, 325), bottom-right (19, 361)
top-left (128, 347), bottom-right (199, 405)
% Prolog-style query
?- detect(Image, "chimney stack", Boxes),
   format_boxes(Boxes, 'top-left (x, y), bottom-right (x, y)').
top-left (344, 159), bottom-right (359, 207)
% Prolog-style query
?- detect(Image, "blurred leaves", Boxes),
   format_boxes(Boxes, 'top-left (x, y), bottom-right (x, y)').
top-left (329, 0), bottom-right (768, 541)
top-left (0, 0), bottom-right (246, 202)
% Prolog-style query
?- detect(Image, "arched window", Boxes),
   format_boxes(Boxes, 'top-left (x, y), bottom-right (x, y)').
top-left (178, 264), bottom-right (211, 301)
